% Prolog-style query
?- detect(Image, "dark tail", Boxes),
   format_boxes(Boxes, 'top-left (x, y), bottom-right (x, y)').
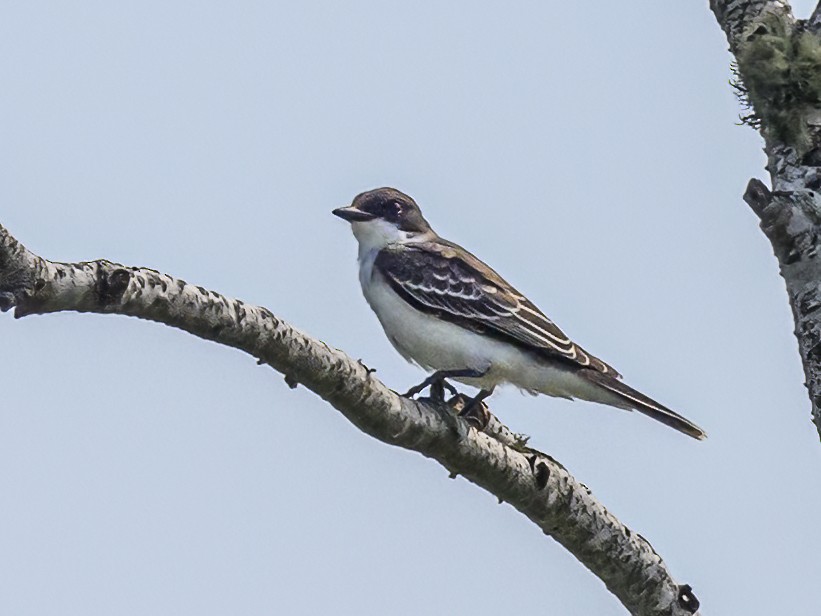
top-left (582, 370), bottom-right (706, 440)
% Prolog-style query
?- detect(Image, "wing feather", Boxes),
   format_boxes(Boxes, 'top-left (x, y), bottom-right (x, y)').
top-left (374, 242), bottom-right (619, 376)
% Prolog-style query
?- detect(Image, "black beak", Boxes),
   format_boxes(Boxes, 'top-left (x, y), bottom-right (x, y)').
top-left (332, 206), bottom-right (377, 222)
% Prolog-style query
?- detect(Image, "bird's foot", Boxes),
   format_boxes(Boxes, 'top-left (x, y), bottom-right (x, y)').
top-left (403, 368), bottom-right (488, 402)
top-left (404, 372), bottom-right (458, 401)
top-left (429, 379), bottom-right (459, 402)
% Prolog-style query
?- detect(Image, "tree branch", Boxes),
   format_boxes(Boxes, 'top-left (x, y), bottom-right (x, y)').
top-left (711, 0), bottom-right (821, 441)
top-left (0, 222), bottom-right (700, 615)
top-left (710, 0), bottom-right (792, 51)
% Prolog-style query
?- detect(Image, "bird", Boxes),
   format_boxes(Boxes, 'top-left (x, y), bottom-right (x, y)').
top-left (333, 187), bottom-right (706, 440)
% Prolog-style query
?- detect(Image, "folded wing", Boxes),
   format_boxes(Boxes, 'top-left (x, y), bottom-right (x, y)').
top-left (374, 241), bottom-right (620, 377)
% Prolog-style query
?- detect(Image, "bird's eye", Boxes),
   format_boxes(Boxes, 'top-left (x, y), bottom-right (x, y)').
top-left (393, 202), bottom-right (402, 215)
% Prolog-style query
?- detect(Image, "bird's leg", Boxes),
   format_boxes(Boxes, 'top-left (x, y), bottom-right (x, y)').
top-left (429, 378), bottom-right (458, 402)
top-left (403, 368), bottom-right (486, 401)
top-left (458, 387), bottom-right (495, 430)
top-left (403, 371), bottom-right (446, 399)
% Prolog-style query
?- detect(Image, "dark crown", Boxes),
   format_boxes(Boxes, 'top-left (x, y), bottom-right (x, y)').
top-left (352, 188), bottom-right (432, 233)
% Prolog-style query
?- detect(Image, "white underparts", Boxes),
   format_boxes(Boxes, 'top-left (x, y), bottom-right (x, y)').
top-left (351, 227), bottom-right (624, 407)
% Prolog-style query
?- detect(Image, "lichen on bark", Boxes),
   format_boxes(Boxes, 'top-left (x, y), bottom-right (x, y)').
top-left (734, 10), bottom-right (821, 150)
top-left (712, 0), bottom-right (821, 441)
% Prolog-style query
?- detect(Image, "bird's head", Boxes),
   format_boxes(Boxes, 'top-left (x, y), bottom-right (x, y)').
top-left (333, 187), bottom-right (433, 249)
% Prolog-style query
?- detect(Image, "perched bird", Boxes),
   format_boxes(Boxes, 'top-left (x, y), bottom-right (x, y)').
top-left (333, 187), bottom-right (706, 440)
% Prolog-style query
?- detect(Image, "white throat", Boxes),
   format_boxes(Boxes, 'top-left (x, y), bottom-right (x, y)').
top-left (350, 219), bottom-right (434, 261)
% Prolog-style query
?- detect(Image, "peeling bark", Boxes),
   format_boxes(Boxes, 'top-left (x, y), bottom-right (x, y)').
top-left (0, 223), bottom-right (699, 616)
top-left (711, 0), bottom-right (821, 440)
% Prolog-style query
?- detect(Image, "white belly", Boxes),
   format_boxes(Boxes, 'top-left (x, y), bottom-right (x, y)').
top-left (358, 250), bottom-right (615, 404)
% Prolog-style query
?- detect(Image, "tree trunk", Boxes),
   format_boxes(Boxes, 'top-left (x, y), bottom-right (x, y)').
top-left (711, 0), bottom-right (821, 440)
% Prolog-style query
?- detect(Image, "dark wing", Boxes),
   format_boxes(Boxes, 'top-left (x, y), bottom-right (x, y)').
top-left (374, 241), bottom-right (620, 376)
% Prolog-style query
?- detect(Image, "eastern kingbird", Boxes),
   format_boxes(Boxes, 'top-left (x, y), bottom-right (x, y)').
top-left (333, 187), bottom-right (706, 440)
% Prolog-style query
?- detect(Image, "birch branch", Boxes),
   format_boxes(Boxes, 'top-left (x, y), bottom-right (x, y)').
top-left (0, 222), bottom-right (700, 616)
top-left (710, 0), bottom-right (821, 441)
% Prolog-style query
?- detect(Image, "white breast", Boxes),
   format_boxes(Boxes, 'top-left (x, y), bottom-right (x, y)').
top-left (359, 249), bottom-right (492, 374)
top-left (356, 246), bottom-right (614, 404)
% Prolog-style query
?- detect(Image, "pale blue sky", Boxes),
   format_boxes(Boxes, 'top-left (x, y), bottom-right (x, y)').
top-left (2, 2), bottom-right (820, 614)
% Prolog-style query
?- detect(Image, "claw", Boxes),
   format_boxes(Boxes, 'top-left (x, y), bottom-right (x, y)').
top-left (404, 373), bottom-right (443, 398)
top-left (429, 379), bottom-right (459, 402)
top-left (403, 381), bottom-right (428, 398)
